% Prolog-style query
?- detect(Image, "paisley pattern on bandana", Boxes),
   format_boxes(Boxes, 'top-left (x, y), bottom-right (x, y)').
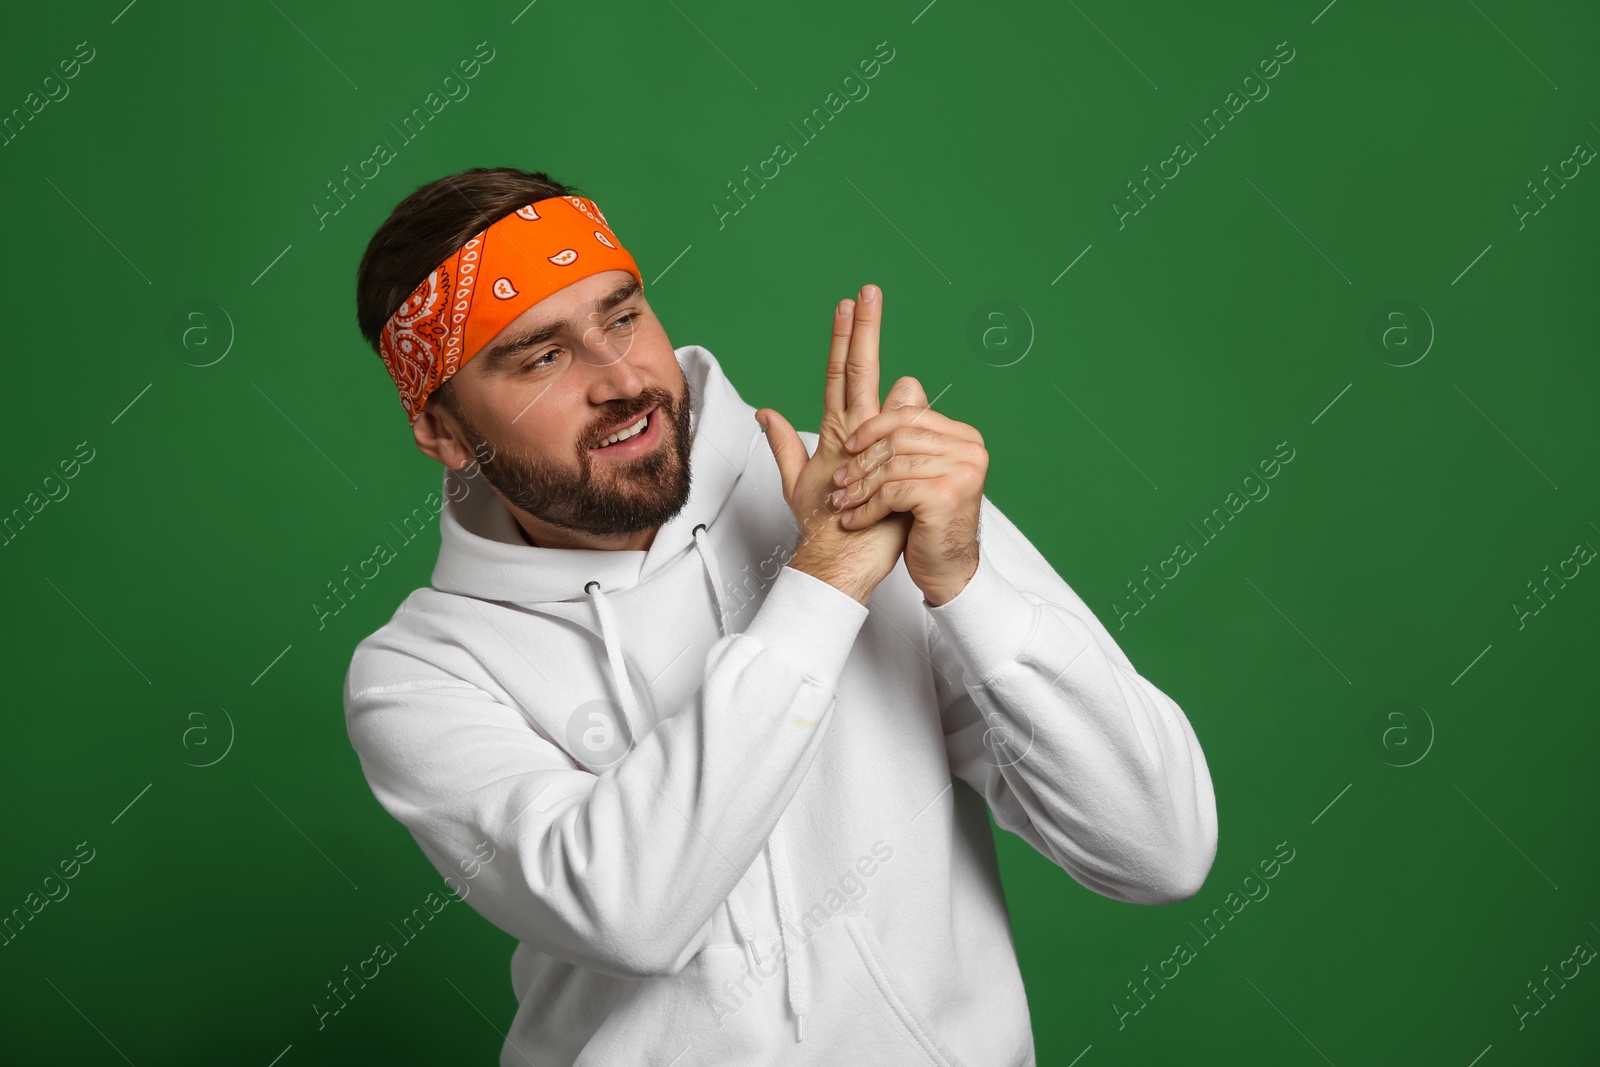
top-left (377, 195), bottom-right (643, 424)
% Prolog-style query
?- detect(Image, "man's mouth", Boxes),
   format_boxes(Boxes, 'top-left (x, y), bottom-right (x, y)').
top-left (590, 406), bottom-right (660, 456)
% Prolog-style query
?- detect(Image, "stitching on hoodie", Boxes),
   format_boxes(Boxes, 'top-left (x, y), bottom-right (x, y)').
top-left (353, 678), bottom-right (480, 698)
top-left (843, 918), bottom-right (955, 1067)
top-left (749, 639), bottom-right (831, 694)
top-left (950, 596), bottom-right (1045, 692)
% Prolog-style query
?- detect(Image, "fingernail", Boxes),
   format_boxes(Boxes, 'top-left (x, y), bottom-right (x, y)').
top-left (838, 299), bottom-right (853, 316)
top-left (832, 468), bottom-right (847, 486)
top-left (829, 490), bottom-right (843, 506)
top-left (844, 434), bottom-right (857, 450)
top-left (860, 285), bottom-right (877, 303)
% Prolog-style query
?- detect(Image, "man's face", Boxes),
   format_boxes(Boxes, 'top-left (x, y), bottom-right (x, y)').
top-left (422, 270), bottom-right (694, 543)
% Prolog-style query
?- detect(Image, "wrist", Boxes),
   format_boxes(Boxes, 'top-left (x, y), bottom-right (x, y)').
top-left (786, 549), bottom-right (876, 607)
top-left (920, 551), bottom-right (980, 607)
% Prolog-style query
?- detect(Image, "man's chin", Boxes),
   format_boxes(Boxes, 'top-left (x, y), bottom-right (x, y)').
top-left (545, 459), bottom-right (690, 536)
top-left (482, 382), bottom-right (694, 539)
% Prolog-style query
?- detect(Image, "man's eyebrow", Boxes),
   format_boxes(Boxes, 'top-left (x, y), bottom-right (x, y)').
top-left (475, 279), bottom-right (642, 372)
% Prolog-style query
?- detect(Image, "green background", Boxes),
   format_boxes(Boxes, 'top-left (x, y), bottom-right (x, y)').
top-left (2, 0), bottom-right (1596, 1063)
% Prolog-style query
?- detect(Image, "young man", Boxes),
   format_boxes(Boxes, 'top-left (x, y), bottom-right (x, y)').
top-left (345, 166), bottom-right (1217, 1066)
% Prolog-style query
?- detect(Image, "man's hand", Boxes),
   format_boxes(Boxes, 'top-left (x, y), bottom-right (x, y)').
top-left (756, 284), bottom-right (913, 605)
top-left (826, 379), bottom-right (988, 606)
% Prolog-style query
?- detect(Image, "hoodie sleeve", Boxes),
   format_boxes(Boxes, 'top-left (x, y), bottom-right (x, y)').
top-left (344, 564), bottom-right (869, 980)
top-left (925, 494), bottom-right (1218, 905)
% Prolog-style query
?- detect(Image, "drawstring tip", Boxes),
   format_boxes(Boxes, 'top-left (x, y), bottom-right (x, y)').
top-left (795, 1013), bottom-right (805, 1042)
top-left (741, 937), bottom-right (762, 977)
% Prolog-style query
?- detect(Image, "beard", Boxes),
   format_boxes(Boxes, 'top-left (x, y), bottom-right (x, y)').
top-left (452, 372), bottom-right (696, 541)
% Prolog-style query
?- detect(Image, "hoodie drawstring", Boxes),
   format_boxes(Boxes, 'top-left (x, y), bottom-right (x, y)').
top-left (584, 523), bottom-right (811, 1043)
top-left (693, 522), bottom-right (733, 636)
top-left (584, 580), bottom-right (642, 741)
top-left (765, 814), bottom-right (812, 1041)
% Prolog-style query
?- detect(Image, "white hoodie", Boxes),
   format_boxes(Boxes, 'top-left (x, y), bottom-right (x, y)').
top-left (343, 344), bottom-right (1218, 1066)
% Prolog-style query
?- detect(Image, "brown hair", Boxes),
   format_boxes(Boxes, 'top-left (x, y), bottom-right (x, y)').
top-left (354, 167), bottom-right (581, 418)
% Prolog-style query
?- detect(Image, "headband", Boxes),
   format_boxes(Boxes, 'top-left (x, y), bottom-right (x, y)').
top-left (378, 194), bottom-right (644, 423)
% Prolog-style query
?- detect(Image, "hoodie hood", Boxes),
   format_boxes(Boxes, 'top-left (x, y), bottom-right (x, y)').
top-left (431, 342), bottom-right (759, 606)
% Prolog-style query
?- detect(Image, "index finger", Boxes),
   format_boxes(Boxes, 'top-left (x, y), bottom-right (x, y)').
top-left (846, 283), bottom-right (882, 423)
top-left (824, 297), bottom-right (855, 418)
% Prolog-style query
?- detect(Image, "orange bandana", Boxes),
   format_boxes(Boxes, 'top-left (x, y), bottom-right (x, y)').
top-left (378, 194), bottom-right (644, 423)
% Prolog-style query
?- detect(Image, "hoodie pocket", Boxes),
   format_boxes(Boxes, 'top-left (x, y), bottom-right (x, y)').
top-left (841, 915), bottom-right (972, 1067)
top-left (575, 941), bottom-right (770, 1066)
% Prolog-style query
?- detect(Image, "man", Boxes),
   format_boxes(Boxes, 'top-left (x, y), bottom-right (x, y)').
top-left (345, 166), bottom-right (1218, 1066)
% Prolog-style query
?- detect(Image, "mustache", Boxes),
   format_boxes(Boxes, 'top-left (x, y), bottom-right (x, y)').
top-left (585, 390), bottom-right (675, 449)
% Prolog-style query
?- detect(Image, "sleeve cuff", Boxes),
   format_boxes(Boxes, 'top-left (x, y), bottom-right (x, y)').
top-left (924, 546), bottom-right (1040, 686)
top-left (741, 564), bottom-right (871, 686)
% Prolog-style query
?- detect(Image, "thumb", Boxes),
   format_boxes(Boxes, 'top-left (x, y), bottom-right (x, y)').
top-left (884, 375), bottom-right (929, 410)
top-left (755, 408), bottom-right (806, 496)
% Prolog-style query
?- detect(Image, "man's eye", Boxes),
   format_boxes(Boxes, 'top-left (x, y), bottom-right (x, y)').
top-left (612, 311), bottom-right (638, 329)
top-left (520, 351), bottom-right (557, 372)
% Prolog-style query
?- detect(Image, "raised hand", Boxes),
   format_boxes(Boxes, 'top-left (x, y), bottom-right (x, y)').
top-left (825, 374), bottom-right (988, 608)
top-left (755, 284), bottom-right (913, 606)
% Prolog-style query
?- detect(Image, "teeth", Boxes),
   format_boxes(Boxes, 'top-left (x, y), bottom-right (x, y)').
top-left (598, 413), bottom-right (649, 447)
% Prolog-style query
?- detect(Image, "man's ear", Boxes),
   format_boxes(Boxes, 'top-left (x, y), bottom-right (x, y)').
top-left (412, 405), bottom-right (476, 470)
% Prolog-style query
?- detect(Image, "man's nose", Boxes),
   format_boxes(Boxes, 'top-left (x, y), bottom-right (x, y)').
top-left (573, 327), bottom-right (643, 394)
top-left (575, 320), bottom-right (637, 371)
